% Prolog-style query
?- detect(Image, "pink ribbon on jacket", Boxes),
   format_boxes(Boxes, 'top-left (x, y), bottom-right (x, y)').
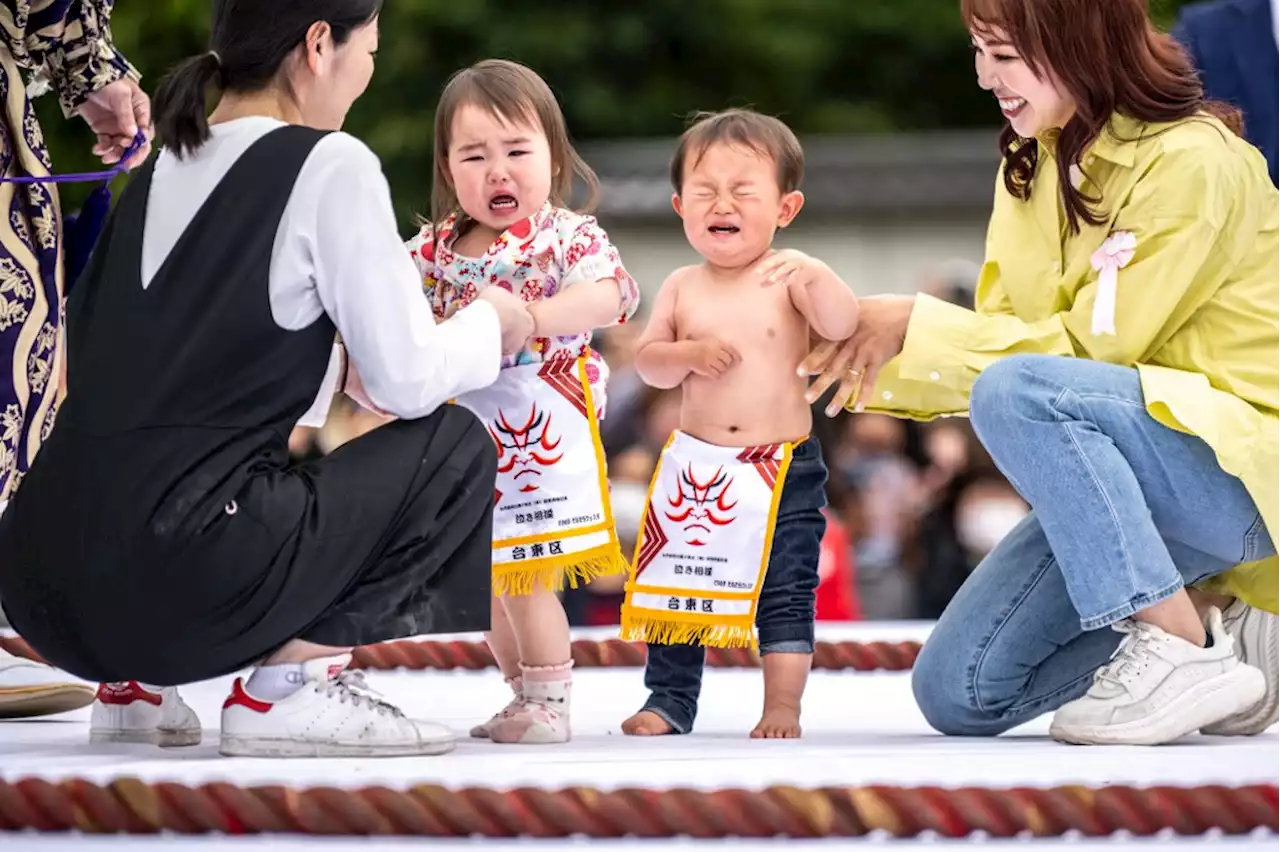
top-left (1089, 230), bottom-right (1137, 336)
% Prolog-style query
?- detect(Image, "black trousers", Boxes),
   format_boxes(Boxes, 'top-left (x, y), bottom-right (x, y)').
top-left (4, 406), bottom-right (496, 685)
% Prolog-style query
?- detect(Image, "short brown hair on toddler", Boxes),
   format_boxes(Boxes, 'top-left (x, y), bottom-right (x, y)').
top-left (669, 108), bottom-right (805, 195)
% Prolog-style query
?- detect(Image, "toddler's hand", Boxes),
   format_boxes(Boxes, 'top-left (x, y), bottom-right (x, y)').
top-left (684, 338), bottom-right (741, 378)
top-left (755, 249), bottom-right (821, 288)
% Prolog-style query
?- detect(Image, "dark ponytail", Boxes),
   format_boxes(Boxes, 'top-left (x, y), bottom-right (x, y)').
top-left (151, 0), bottom-right (383, 160)
top-left (153, 53), bottom-right (224, 160)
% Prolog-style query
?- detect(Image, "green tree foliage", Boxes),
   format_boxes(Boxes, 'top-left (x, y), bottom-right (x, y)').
top-left (34, 0), bottom-right (1199, 226)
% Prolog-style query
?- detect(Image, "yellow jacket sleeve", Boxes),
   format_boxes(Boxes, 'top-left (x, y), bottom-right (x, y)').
top-left (864, 145), bottom-right (1246, 419)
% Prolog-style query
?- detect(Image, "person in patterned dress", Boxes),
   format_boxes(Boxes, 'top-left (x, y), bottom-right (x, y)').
top-left (0, 0), bottom-right (151, 718)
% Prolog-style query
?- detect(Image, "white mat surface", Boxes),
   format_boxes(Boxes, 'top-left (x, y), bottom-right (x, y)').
top-left (1, 623), bottom-right (1274, 849)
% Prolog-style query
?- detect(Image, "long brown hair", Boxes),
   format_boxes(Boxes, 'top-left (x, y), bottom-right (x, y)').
top-left (961, 0), bottom-right (1243, 234)
top-left (430, 59), bottom-right (599, 229)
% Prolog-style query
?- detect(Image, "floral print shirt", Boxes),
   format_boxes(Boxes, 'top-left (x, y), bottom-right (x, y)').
top-left (406, 202), bottom-right (640, 410)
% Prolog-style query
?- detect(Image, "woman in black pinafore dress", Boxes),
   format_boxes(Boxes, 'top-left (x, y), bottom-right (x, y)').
top-left (0, 0), bottom-right (533, 758)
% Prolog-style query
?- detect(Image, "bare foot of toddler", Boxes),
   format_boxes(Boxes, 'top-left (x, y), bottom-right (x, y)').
top-left (621, 710), bottom-right (674, 735)
top-left (751, 651), bottom-right (810, 738)
top-left (750, 703), bottom-right (802, 738)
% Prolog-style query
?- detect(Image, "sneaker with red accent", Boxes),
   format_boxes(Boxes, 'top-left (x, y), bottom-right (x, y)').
top-left (89, 682), bottom-right (203, 747)
top-left (218, 655), bottom-right (455, 758)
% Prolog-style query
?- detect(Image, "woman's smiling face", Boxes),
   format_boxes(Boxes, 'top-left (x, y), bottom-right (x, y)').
top-left (971, 24), bottom-right (1076, 138)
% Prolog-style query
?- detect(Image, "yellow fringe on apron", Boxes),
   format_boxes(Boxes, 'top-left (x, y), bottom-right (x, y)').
top-left (455, 355), bottom-right (627, 596)
top-left (620, 431), bottom-right (794, 649)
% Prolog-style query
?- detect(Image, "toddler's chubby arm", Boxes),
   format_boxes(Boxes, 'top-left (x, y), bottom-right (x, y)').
top-left (527, 278), bottom-right (625, 337)
top-left (527, 217), bottom-right (641, 337)
top-left (633, 268), bottom-right (739, 389)
top-left (756, 249), bottom-right (860, 341)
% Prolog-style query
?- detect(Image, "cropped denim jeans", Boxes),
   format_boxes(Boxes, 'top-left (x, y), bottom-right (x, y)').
top-left (912, 355), bottom-right (1274, 736)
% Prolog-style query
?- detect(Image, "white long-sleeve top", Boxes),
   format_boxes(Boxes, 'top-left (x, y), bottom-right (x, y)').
top-left (140, 116), bottom-right (500, 426)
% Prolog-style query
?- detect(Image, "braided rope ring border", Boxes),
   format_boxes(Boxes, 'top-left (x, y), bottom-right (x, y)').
top-left (0, 780), bottom-right (1274, 838)
top-left (0, 635), bottom-right (922, 672)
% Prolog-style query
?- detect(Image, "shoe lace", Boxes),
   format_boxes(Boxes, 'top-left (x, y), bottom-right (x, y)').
top-left (1092, 620), bottom-right (1160, 690)
top-left (317, 670), bottom-right (404, 718)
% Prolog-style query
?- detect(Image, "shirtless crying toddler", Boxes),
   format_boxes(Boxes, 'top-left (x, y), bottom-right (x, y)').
top-left (617, 108), bottom-right (860, 739)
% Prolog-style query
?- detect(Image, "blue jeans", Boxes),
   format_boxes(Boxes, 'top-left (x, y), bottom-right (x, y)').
top-left (913, 355), bottom-right (1275, 736)
top-left (639, 437), bottom-right (828, 733)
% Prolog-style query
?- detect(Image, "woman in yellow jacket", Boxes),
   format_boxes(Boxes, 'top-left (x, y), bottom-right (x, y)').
top-left (804, 0), bottom-right (1278, 746)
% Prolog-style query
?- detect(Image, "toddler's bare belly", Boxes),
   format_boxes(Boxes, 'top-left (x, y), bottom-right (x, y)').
top-left (679, 373), bottom-right (813, 448)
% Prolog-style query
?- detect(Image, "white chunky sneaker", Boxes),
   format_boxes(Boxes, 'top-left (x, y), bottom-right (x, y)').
top-left (469, 674), bottom-right (524, 739)
top-left (1050, 607), bottom-right (1266, 745)
top-left (0, 647), bottom-right (95, 719)
top-left (89, 682), bottom-right (202, 747)
top-left (219, 655), bottom-right (455, 758)
top-left (1202, 600), bottom-right (1278, 736)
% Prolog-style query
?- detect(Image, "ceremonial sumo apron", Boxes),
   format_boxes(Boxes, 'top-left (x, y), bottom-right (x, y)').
top-left (620, 431), bottom-right (794, 649)
top-left (455, 353), bottom-right (628, 596)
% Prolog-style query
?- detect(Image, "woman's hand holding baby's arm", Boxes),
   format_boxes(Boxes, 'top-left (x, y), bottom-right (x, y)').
top-left (800, 294), bottom-right (915, 415)
top-left (526, 278), bottom-right (624, 337)
top-left (477, 287), bottom-right (536, 355)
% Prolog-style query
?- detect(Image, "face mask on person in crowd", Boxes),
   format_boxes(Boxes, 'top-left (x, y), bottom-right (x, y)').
top-left (956, 499), bottom-right (1029, 556)
top-left (608, 481), bottom-right (650, 545)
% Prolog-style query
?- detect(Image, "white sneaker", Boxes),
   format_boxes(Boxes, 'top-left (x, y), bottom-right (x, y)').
top-left (89, 682), bottom-right (203, 747)
top-left (219, 655), bottom-right (455, 758)
top-left (1202, 600), bottom-right (1278, 735)
top-left (1050, 607), bottom-right (1266, 745)
top-left (0, 646), bottom-right (96, 719)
